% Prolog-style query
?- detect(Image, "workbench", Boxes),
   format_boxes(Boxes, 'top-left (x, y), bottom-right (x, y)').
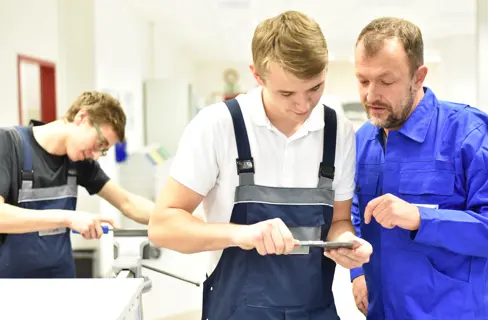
top-left (0, 278), bottom-right (144, 320)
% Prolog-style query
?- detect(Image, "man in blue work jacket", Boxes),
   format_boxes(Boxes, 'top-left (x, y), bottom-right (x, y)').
top-left (348, 17), bottom-right (488, 319)
top-left (149, 10), bottom-right (373, 320)
top-left (0, 91), bottom-right (154, 278)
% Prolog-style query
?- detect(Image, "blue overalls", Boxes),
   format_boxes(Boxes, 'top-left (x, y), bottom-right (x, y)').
top-left (351, 87), bottom-right (488, 319)
top-left (202, 99), bottom-right (340, 320)
top-left (0, 126), bottom-right (78, 278)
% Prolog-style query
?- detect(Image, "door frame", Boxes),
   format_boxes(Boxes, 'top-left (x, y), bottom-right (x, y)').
top-left (17, 54), bottom-right (57, 125)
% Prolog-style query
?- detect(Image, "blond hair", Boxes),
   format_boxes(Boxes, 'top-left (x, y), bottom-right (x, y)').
top-left (64, 91), bottom-right (126, 142)
top-left (357, 17), bottom-right (424, 75)
top-left (252, 10), bottom-right (328, 80)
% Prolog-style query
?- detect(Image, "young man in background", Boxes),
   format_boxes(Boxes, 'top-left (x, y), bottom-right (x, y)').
top-left (0, 91), bottom-right (154, 278)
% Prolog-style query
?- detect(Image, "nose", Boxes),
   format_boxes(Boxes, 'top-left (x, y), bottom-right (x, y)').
top-left (293, 95), bottom-right (312, 113)
top-left (91, 150), bottom-right (102, 160)
top-left (366, 84), bottom-right (380, 104)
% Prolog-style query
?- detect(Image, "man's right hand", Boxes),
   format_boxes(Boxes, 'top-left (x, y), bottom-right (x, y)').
top-left (67, 212), bottom-right (118, 240)
top-left (352, 275), bottom-right (368, 316)
top-left (232, 218), bottom-right (297, 255)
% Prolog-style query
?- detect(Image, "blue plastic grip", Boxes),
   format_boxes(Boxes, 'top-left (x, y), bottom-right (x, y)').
top-left (72, 225), bottom-right (110, 234)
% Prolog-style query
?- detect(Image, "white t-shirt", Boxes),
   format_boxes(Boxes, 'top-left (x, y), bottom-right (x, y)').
top-left (170, 87), bottom-right (356, 275)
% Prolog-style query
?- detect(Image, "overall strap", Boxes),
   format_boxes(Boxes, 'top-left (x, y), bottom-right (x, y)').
top-left (318, 106), bottom-right (337, 189)
top-left (224, 98), bottom-right (255, 186)
top-left (66, 161), bottom-right (78, 187)
top-left (14, 126), bottom-right (34, 189)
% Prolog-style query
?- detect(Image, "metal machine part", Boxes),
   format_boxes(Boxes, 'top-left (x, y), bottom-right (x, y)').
top-left (110, 228), bottom-right (200, 320)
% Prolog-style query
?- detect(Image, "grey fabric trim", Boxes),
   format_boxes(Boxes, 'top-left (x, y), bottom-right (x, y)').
top-left (289, 226), bottom-right (321, 241)
top-left (39, 227), bottom-right (67, 236)
top-left (238, 174), bottom-right (333, 190)
top-left (239, 172), bottom-right (254, 186)
top-left (18, 184), bottom-right (78, 203)
top-left (318, 176), bottom-right (333, 189)
top-left (21, 180), bottom-right (33, 189)
top-left (235, 185), bottom-right (334, 206)
top-left (21, 172), bottom-right (77, 190)
top-left (67, 175), bottom-right (77, 187)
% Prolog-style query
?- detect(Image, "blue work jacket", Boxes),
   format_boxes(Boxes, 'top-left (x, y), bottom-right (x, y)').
top-left (351, 87), bottom-right (488, 320)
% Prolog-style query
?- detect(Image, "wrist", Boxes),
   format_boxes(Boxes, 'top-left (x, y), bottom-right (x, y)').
top-left (408, 206), bottom-right (421, 231)
top-left (229, 224), bottom-right (249, 248)
top-left (55, 210), bottom-right (73, 228)
top-left (335, 230), bottom-right (356, 241)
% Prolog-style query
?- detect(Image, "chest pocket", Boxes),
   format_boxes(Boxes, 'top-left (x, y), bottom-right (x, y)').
top-left (355, 171), bottom-right (380, 211)
top-left (398, 170), bottom-right (455, 205)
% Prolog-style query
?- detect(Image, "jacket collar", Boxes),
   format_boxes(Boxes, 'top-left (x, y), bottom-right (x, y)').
top-left (368, 87), bottom-right (437, 143)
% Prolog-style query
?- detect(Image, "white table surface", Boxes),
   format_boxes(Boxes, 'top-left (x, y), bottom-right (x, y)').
top-left (0, 278), bottom-right (144, 320)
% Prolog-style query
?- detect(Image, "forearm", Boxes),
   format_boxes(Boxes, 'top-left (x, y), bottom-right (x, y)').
top-left (413, 207), bottom-right (488, 257)
top-left (120, 194), bottom-right (155, 225)
top-left (0, 203), bottom-right (69, 233)
top-left (327, 219), bottom-right (356, 241)
top-left (148, 208), bottom-right (241, 254)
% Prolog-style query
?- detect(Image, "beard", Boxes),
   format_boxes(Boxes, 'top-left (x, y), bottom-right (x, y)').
top-left (365, 85), bottom-right (415, 129)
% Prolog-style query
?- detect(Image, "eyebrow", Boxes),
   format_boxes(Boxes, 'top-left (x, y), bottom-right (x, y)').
top-left (356, 71), bottom-right (395, 79)
top-left (278, 81), bottom-right (324, 95)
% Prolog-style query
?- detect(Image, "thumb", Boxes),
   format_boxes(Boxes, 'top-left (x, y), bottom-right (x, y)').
top-left (100, 218), bottom-right (119, 229)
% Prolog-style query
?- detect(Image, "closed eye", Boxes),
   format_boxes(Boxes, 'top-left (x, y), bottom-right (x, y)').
top-left (309, 84), bottom-right (322, 91)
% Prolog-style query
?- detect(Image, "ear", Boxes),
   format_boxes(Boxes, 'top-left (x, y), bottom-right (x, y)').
top-left (413, 65), bottom-right (428, 91)
top-left (249, 64), bottom-right (265, 86)
top-left (73, 109), bottom-right (88, 126)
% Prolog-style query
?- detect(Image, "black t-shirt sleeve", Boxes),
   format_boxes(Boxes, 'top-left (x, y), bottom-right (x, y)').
top-left (76, 159), bottom-right (110, 195)
top-left (0, 131), bottom-right (13, 200)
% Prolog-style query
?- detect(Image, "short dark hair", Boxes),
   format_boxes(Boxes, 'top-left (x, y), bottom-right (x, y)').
top-left (356, 17), bottom-right (424, 75)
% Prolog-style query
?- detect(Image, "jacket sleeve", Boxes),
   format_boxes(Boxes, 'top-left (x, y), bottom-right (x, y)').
top-left (350, 192), bottom-right (365, 281)
top-left (412, 123), bottom-right (488, 257)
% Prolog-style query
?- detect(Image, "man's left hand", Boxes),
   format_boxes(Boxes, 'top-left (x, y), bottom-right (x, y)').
top-left (323, 232), bottom-right (372, 269)
top-left (364, 193), bottom-right (420, 230)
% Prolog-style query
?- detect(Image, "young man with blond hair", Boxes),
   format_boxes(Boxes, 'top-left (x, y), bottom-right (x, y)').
top-left (351, 17), bottom-right (488, 319)
top-left (149, 10), bottom-right (372, 320)
top-left (0, 91), bottom-right (154, 278)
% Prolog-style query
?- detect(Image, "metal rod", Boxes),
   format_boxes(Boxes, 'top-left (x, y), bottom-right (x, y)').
top-left (141, 263), bottom-right (200, 287)
top-left (112, 229), bottom-right (148, 237)
top-left (297, 240), bottom-right (355, 249)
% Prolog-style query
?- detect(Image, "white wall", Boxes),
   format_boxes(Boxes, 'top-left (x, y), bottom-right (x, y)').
top-left (0, 0), bottom-right (59, 126)
top-left (56, 0), bottom-right (96, 116)
top-left (435, 34), bottom-right (478, 108)
top-left (19, 62), bottom-right (42, 125)
top-left (152, 28), bottom-right (196, 83)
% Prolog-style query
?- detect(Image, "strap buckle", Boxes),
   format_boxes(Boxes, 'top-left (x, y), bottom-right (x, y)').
top-left (21, 170), bottom-right (34, 181)
top-left (236, 158), bottom-right (254, 174)
top-left (319, 163), bottom-right (335, 180)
